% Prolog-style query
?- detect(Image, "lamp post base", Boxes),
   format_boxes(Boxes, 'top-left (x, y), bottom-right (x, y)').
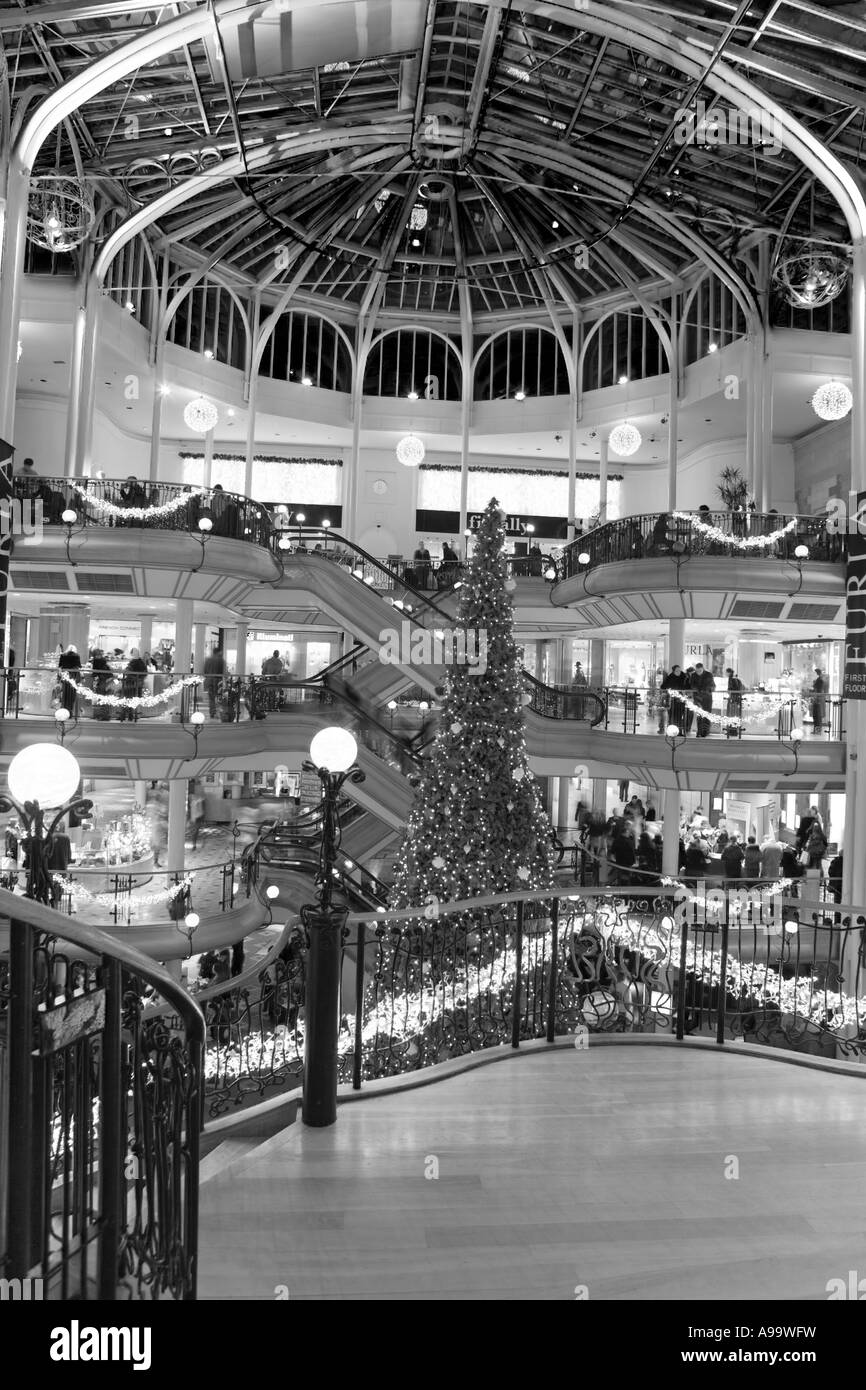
top-left (301, 904), bottom-right (348, 1127)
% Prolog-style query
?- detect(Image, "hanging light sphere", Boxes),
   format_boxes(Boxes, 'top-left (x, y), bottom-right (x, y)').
top-left (8, 743), bottom-right (81, 808)
top-left (27, 175), bottom-right (96, 253)
top-left (811, 380), bottom-right (852, 422)
top-left (773, 245), bottom-right (849, 310)
top-left (183, 396), bottom-right (219, 434)
top-left (396, 434), bottom-right (425, 467)
top-left (609, 422), bottom-right (642, 457)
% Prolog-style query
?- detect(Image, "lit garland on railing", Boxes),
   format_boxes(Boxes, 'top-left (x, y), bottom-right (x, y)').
top-left (74, 484), bottom-right (207, 521)
top-left (55, 872), bottom-right (195, 910)
top-left (660, 876), bottom-right (794, 910)
top-left (672, 511), bottom-right (798, 550)
top-left (60, 672), bottom-right (201, 710)
top-left (673, 693), bottom-right (805, 732)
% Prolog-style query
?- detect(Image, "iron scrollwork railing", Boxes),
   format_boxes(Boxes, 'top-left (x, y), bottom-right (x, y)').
top-left (559, 510), bottom-right (846, 579)
top-left (1, 891), bottom-right (204, 1300)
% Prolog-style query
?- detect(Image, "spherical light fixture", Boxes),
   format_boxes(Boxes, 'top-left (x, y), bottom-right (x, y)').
top-left (544, 566), bottom-right (557, 580)
top-left (309, 727), bottom-right (358, 773)
top-left (198, 512), bottom-right (214, 532)
top-left (278, 535), bottom-right (292, 551)
top-left (27, 175), bottom-right (96, 253)
top-left (183, 396), bottom-right (219, 434)
top-left (396, 434), bottom-right (425, 467)
top-left (54, 707), bottom-right (70, 725)
top-left (665, 724), bottom-right (680, 739)
top-left (61, 508), bottom-right (77, 525)
top-left (773, 245), bottom-right (849, 310)
top-left (609, 422), bottom-right (642, 457)
top-left (8, 743), bottom-right (81, 808)
top-left (265, 884), bottom-right (280, 901)
top-left (791, 727), bottom-right (804, 742)
top-left (190, 711), bottom-right (206, 726)
top-left (794, 544), bottom-right (809, 560)
top-left (184, 912), bottom-right (200, 929)
top-left (577, 551), bottom-right (590, 565)
top-left (811, 381), bottom-right (852, 422)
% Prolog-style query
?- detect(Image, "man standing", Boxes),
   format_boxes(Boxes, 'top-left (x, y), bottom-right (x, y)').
top-left (692, 662), bottom-right (716, 738)
top-left (725, 667), bottom-right (743, 738)
top-left (413, 540), bottom-right (431, 590)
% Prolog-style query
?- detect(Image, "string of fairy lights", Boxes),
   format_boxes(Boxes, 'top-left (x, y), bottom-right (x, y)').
top-left (671, 512), bottom-right (798, 550)
top-left (72, 484), bottom-right (207, 521)
top-left (55, 872), bottom-right (195, 910)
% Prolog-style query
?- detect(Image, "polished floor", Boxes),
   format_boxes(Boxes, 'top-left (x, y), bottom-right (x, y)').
top-left (197, 1046), bottom-right (866, 1301)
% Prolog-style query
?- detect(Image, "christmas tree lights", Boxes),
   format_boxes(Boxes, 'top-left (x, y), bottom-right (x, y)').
top-left (391, 497), bottom-right (556, 907)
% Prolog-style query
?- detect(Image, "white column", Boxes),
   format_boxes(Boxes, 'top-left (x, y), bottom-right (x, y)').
top-left (64, 294), bottom-right (87, 477)
top-left (149, 344), bottom-right (164, 484)
top-left (0, 168), bottom-right (28, 440)
top-left (138, 615), bottom-right (153, 655)
top-left (166, 778), bottom-right (187, 872)
top-left (668, 616), bottom-right (685, 670)
top-left (667, 380), bottom-right (678, 511)
top-left (134, 779), bottom-right (147, 808)
top-left (243, 374), bottom-right (257, 498)
top-left (174, 597), bottom-right (194, 676)
top-left (566, 408), bottom-right (578, 541)
top-left (662, 788), bottom-right (681, 876)
top-left (598, 437), bottom-right (609, 524)
top-left (193, 623), bottom-right (207, 673)
top-left (234, 620), bottom-right (247, 676)
top-left (72, 280), bottom-right (101, 478)
top-left (204, 427), bottom-right (215, 490)
top-left (458, 391), bottom-right (471, 553)
top-left (347, 375), bottom-right (363, 539)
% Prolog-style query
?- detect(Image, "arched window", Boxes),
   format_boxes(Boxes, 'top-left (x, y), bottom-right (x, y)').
top-left (259, 311), bottom-right (353, 392)
top-left (580, 308), bottom-right (669, 393)
top-left (474, 327), bottom-right (569, 400)
top-left (681, 274), bottom-right (749, 365)
top-left (363, 329), bottom-right (461, 400)
top-left (166, 276), bottom-right (248, 371)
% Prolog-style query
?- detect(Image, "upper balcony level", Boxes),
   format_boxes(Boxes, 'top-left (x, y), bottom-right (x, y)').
top-left (550, 509), bottom-right (845, 625)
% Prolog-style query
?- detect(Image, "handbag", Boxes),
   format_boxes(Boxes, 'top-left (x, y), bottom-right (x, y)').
top-left (799, 849), bottom-right (810, 866)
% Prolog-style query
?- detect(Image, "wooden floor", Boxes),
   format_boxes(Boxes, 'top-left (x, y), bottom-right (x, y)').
top-left (198, 1047), bottom-right (866, 1301)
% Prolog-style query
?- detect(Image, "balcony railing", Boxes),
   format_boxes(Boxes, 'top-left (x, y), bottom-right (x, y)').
top-left (0, 889), bottom-right (204, 1299)
top-left (600, 684), bottom-right (845, 741)
top-left (12, 476), bottom-right (273, 546)
top-left (558, 510), bottom-right (845, 579)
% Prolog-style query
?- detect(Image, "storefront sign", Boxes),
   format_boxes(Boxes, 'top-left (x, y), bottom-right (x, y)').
top-left (415, 509), bottom-right (568, 539)
top-left (844, 490), bottom-right (866, 699)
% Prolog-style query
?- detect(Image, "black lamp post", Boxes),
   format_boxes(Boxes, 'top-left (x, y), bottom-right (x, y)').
top-left (0, 743), bottom-right (92, 904)
top-left (301, 727), bottom-right (365, 1127)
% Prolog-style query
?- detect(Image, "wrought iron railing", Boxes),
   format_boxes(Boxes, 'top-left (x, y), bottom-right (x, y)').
top-left (14, 475), bottom-right (273, 546)
top-left (0, 889), bottom-right (204, 1299)
top-left (185, 883), bottom-right (866, 1119)
top-left (558, 510), bottom-right (845, 579)
top-left (600, 684), bottom-right (845, 741)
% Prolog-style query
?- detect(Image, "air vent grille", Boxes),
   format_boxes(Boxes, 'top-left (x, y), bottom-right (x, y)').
top-left (73, 572), bottom-right (135, 593)
top-left (9, 569), bottom-right (70, 590)
top-left (730, 600), bottom-right (785, 619)
top-left (787, 603), bottom-right (841, 622)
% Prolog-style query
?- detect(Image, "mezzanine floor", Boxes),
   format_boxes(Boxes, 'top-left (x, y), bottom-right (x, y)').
top-left (197, 1046), bottom-right (866, 1301)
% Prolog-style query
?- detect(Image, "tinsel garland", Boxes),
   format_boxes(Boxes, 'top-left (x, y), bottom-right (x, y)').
top-left (54, 872), bottom-right (195, 909)
top-left (74, 484), bottom-right (207, 521)
top-left (674, 693), bottom-right (804, 732)
top-left (672, 511), bottom-right (797, 550)
top-left (660, 876), bottom-right (794, 909)
top-left (420, 463), bottom-right (623, 480)
top-left (179, 452), bottom-right (341, 466)
top-left (58, 673), bottom-right (201, 710)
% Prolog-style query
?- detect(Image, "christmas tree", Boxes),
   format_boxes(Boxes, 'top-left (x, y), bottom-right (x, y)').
top-left (391, 498), bottom-right (556, 907)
